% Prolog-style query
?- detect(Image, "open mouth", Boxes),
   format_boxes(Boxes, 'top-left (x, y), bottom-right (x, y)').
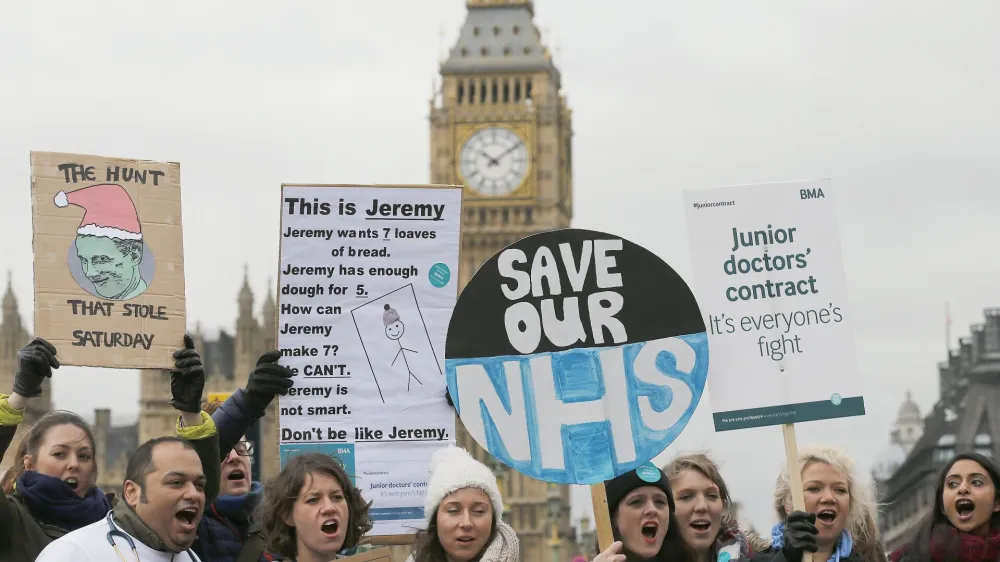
top-left (227, 470), bottom-right (246, 481)
top-left (956, 499), bottom-right (976, 521)
top-left (456, 535), bottom-right (477, 544)
top-left (175, 506), bottom-right (199, 531)
top-left (817, 510), bottom-right (837, 524)
top-left (689, 519), bottom-right (712, 533)
top-left (641, 521), bottom-right (659, 543)
top-left (63, 477), bottom-right (79, 491)
top-left (321, 519), bottom-right (340, 537)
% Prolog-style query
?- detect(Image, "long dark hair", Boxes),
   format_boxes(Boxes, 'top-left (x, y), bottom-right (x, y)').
top-left (411, 503), bottom-right (499, 562)
top-left (591, 488), bottom-right (698, 562)
top-left (259, 453), bottom-right (373, 558)
top-left (0, 410), bottom-right (97, 494)
top-left (895, 452), bottom-right (1000, 562)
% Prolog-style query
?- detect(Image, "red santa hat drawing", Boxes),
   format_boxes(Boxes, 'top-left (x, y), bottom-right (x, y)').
top-left (53, 184), bottom-right (142, 241)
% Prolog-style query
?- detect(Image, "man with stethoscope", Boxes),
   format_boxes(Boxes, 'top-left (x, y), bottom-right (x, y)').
top-left (35, 335), bottom-right (222, 561)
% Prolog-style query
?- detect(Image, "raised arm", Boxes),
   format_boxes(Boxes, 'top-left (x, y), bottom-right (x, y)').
top-left (169, 334), bottom-right (221, 504)
top-left (212, 350), bottom-right (296, 459)
top-left (0, 338), bottom-right (59, 548)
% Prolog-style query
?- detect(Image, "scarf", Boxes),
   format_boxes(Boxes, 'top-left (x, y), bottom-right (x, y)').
top-left (475, 520), bottom-right (520, 562)
top-left (214, 481), bottom-right (264, 524)
top-left (770, 522), bottom-right (853, 562)
top-left (896, 525), bottom-right (1000, 562)
top-left (404, 519), bottom-right (519, 562)
top-left (715, 518), bottom-right (756, 561)
top-left (15, 470), bottom-right (112, 531)
top-left (113, 498), bottom-right (173, 552)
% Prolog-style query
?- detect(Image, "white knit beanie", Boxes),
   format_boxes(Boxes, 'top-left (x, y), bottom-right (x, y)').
top-left (424, 446), bottom-right (504, 524)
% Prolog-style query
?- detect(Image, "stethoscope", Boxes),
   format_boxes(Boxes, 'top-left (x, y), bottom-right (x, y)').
top-left (105, 511), bottom-right (196, 562)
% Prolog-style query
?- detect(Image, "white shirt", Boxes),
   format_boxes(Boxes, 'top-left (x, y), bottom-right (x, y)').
top-left (35, 514), bottom-right (201, 562)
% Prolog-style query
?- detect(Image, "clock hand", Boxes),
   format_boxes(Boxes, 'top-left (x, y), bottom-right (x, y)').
top-left (481, 151), bottom-right (500, 167)
top-left (494, 141), bottom-right (523, 162)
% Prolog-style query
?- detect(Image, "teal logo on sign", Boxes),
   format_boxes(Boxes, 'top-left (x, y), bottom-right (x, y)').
top-left (636, 463), bottom-right (660, 483)
top-left (831, 393), bottom-right (842, 406)
top-left (429, 263), bottom-right (450, 288)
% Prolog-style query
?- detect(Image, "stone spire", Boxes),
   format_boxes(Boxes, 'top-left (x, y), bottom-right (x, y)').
top-left (238, 263), bottom-right (254, 321)
top-left (261, 277), bottom-right (277, 351)
top-left (2, 270), bottom-right (20, 332)
top-left (443, 0), bottom-right (555, 77)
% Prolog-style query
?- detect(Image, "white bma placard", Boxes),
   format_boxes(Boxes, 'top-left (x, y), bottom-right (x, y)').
top-left (277, 183), bottom-right (461, 536)
top-left (683, 180), bottom-right (865, 431)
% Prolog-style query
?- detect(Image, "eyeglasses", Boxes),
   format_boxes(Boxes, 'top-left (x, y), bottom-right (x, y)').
top-left (232, 441), bottom-right (254, 457)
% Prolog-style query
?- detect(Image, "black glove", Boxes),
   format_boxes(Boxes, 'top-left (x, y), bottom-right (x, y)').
top-left (244, 350), bottom-right (296, 412)
top-left (781, 511), bottom-right (818, 562)
top-left (13, 338), bottom-right (59, 398)
top-left (170, 334), bottom-right (205, 413)
top-left (445, 388), bottom-right (454, 407)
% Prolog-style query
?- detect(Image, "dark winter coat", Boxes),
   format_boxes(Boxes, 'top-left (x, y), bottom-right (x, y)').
top-left (195, 389), bottom-right (282, 562)
top-left (751, 548), bottom-right (866, 562)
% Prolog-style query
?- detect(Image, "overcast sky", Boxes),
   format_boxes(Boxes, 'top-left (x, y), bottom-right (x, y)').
top-left (2, 0), bottom-right (999, 535)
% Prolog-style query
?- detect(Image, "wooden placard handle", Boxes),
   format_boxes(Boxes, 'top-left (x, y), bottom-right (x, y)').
top-left (589, 482), bottom-right (615, 553)
top-left (782, 423), bottom-right (813, 562)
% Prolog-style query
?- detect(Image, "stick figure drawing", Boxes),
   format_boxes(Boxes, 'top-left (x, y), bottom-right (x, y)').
top-left (383, 304), bottom-right (422, 390)
top-left (350, 284), bottom-right (443, 404)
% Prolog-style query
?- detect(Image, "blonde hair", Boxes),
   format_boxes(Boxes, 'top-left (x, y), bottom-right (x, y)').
top-left (773, 444), bottom-right (882, 560)
top-left (663, 451), bottom-right (734, 520)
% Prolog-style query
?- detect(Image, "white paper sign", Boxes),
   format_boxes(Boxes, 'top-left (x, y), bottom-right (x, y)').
top-left (682, 180), bottom-right (865, 431)
top-left (277, 184), bottom-right (461, 535)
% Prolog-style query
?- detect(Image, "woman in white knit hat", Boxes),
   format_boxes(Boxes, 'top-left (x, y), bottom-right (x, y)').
top-left (408, 446), bottom-right (519, 562)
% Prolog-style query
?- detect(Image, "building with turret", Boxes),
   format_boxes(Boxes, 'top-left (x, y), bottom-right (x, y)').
top-left (871, 391), bottom-right (922, 535)
top-left (877, 308), bottom-right (1000, 552)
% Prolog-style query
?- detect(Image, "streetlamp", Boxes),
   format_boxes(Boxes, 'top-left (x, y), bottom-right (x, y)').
top-left (547, 483), bottom-right (563, 562)
top-left (579, 513), bottom-right (593, 556)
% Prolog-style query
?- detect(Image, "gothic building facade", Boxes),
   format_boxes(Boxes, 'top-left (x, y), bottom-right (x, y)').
top-left (875, 308), bottom-right (1000, 552)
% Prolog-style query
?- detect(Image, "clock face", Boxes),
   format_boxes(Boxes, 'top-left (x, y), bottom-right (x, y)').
top-left (459, 126), bottom-right (530, 196)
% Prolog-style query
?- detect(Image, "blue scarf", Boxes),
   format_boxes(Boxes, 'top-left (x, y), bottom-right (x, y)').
top-left (771, 521), bottom-right (853, 562)
top-left (16, 471), bottom-right (112, 531)
top-left (213, 481), bottom-right (263, 523)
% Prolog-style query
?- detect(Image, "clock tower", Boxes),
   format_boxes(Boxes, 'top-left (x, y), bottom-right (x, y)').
top-left (430, 1), bottom-right (576, 561)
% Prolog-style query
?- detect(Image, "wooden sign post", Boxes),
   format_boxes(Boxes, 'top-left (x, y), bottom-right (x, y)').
top-left (444, 228), bottom-right (711, 555)
top-left (683, 180), bottom-right (865, 562)
top-left (589, 482), bottom-right (615, 552)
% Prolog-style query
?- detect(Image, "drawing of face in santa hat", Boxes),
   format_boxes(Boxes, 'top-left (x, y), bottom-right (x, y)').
top-left (383, 304), bottom-right (405, 340)
top-left (54, 184), bottom-right (149, 301)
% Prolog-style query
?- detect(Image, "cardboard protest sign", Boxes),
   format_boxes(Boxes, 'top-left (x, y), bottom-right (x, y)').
top-left (276, 184), bottom-right (461, 536)
top-left (445, 228), bottom-right (709, 485)
top-left (30, 151), bottom-right (186, 369)
top-left (683, 180), bottom-right (865, 431)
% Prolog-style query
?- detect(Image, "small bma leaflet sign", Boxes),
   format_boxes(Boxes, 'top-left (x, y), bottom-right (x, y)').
top-left (683, 180), bottom-right (865, 431)
top-left (445, 228), bottom-right (709, 485)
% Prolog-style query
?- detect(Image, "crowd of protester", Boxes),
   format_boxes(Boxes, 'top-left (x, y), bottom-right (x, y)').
top-left (1, 337), bottom-right (998, 561)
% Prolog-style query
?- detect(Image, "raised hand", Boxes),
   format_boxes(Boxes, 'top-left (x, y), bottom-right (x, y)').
top-left (169, 334), bottom-right (205, 413)
top-left (13, 338), bottom-right (59, 398)
top-left (244, 350), bottom-right (296, 411)
top-left (592, 541), bottom-right (625, 562)
top-left (781, 511), bottom-right (819, 562)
